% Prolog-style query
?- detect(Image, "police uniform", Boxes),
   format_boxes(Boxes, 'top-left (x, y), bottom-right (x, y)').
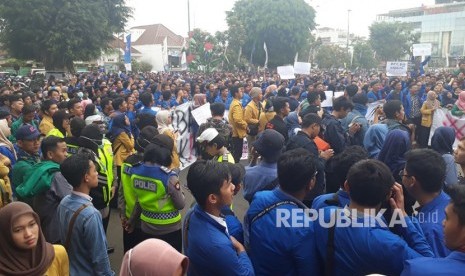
top-left (125, 162), bottom-right (184, 251)
top-left (215, 152), bottom-right (235, 163)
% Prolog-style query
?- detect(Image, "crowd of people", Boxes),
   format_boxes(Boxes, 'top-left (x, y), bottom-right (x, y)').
top-left (0, 64), bottom-right (464, 275)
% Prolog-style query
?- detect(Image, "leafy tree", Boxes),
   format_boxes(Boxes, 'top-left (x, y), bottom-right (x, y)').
top-left (188, 28), bottom-right (225, 73)
top-left (0, 0), bottom-right (132, 72)
top-left (315, 45), bottom-right (348, 69)
top-left (139, 61), bottom-right (153, 72)
top-left (351, 40), bottom-right (378, 70)
top-left (226, 0), bottom-right (316, 68)
top-left (369, 21), bottom-right (420, 62)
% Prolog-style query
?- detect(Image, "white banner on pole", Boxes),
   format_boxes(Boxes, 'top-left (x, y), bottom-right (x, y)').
top-left (386, 62), bottom-right (408, 77)
top-left (172, 103), bottom-right (196, 169)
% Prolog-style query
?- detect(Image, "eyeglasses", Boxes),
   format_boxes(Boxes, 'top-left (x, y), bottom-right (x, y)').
top-left (398, 169), bottom-right (411, 178)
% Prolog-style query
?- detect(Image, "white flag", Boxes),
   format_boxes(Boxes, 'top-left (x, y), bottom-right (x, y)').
top-left (263, 42), bottom-right (268, 68)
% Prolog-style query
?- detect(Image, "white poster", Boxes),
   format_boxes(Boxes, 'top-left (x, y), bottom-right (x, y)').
top-left (320, 91), bottom-right (334, 107)
top-left (294, 62), bottom-right (311, 75)
top-left (277, 65), bottom-right (295, 79)
top-left (413, 43), bottom-right (432, 57)
top-left (386, 62), bottom-right (408, 77)
top-left (190, 102), bottom-right (211, 125)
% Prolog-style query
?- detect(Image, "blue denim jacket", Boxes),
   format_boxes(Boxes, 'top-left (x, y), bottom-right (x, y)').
top-left (57, 193), bottom-right (114, 276)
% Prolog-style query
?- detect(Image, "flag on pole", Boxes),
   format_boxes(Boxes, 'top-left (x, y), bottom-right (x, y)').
top-left (263, 42), bottom-right (268, 68)
top-left (124, 34), bottom-right (132, 71)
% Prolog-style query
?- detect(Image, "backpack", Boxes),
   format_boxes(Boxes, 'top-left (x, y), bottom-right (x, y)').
top-left (199, 118), bottom-right (233, 150)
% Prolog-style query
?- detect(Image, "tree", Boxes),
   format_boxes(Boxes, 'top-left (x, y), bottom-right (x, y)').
top-left (187, 28), bottom-right (226, 73)
top-left (226, 0), bottom-right (316, 68)
top-left (369, 21), bottom-right (420, 62)
top-left (0, 0), bottom-right (132, 72)
top-left (315, 45), bottom-right (348, 69)
top-left (139, 61), bottom-right (153, 72)
top-left (351, 40), bottom-right (378, 70)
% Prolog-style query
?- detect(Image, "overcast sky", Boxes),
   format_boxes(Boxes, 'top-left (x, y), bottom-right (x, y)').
top-left (126, 0), bottom-right (435, 37)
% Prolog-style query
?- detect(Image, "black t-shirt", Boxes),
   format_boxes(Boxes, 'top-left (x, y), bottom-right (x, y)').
top-left (265, 115), bottom-right (288, 141)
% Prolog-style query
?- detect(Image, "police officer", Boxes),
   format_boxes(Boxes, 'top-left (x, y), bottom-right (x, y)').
top-left (196, 128), bottom-right (235, 163)
top-left (119, 126), bottom-right (158, 252)
top-left (125, 134), bottom-right (185, 252)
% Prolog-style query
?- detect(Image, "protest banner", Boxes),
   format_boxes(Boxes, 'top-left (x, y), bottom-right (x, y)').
top-left (413, 43), bottom-right (432, 57)
top-left (277, 65), bottom-right (295, 79)
top-left (320, 91), bottom-right (334, 107)
top-left (386, 62), bottom-right (408, 77)
top-left (294, 62), bottom-right (311, 75)
top-left (172, 103), bottom-right (196, 170)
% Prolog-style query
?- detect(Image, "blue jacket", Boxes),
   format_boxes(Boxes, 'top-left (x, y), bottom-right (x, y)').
top-left (311, 189), bottom-right (350, 210)
top-left (416, 191), bottom-right (451, 257)
top-left (243, 162), bottom-right (277, 203)
top-left (314, 206), bottom-right (434, 276)
top-left (214, 95), bottom-right (233, 110)
top-left (183, 205), bottom-right (254, 276)
top-left (241, 93), bottom-right (251, 107)
top-left (401, 251), bottom-right (465, 276)
top-left (245, 189), bottom-right (321, 276)
top-left (401, 85), bottom-right (426, 119)
top-left (138, 106), bottom-right (157, 117)
top-left (57, 193), bottom-right (114, 276)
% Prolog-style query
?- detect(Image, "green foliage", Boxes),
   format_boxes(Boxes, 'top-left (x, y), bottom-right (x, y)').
top-left (226, 0), bottom-right (315, 68)
top-left (315, 45), bottom-right (348, 69)
top-left (139, 61), bottom-right (153, 72)
top-left (369, 21), bottom-right (420, 62)
top-left (351, 40), bottom-right (378, 70)
top-left (0, 0), bottom-right (132, 72)
top-left (188, 28), bottom-right (226, 73)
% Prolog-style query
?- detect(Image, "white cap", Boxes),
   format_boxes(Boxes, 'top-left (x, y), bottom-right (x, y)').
top-left (85, 114), bottom-right (104, 125)
top-left (196, 128), bottom-right (219, 143)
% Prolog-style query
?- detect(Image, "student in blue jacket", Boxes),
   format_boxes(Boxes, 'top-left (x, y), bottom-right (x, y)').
top-left (183, 160), bottom-right (254, 276)
top-left (245, 148), bottom-right (321, 276)
top-left (402, 149), bottom-right (451, 257)
top-left (401, 184), bottom-right (465, 275)
top-left (314, 159), bottom-right (434, 276)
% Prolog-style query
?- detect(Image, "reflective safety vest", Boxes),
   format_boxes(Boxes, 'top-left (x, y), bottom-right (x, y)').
top-left (215, 152), bottom-right (235, 163)
top-left (121, 162), bottom-right (137, 219)
top-left (126, 164), bottom-right (180, 225)
top-left (66, 143), bottom-right (79, 155)
top-left (46, 128), bottom-right (65, 138)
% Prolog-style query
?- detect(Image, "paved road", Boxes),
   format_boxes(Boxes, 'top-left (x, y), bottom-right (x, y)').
top-left (107, 163), bottom-right (250, 273)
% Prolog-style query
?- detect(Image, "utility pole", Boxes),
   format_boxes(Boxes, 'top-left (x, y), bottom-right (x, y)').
top-left (188, 0), bottom-right (191, 34)
top-left (347, 9), bottom-right (351, 53)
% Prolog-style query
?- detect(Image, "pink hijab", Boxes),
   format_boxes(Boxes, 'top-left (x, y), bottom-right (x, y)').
top-left (456, 91), bottom-right (465, 111)
top-left (119, 239), bottom-right (188, 276)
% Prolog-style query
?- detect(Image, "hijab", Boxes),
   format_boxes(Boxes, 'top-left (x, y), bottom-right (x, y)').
top-left (108, 113), bottom-right (132, 140)
top-left (363, 124), bottom-right (389, 159)
top-left (455, 91), bottom-right (465, 111)
top-left (156, 110), bottom-right (174, 134)
top-left (377, 129), bottom-right (411, 174)
top-left (0, 202), bottom-right (55, 276)
top-left (119, 238), bottom-right (188, 276)
top-left (431, 126), bottom-right (455, 155)
top-left (284, 111), bottom-right (301, 138)
top-left (0, 119), bottom-right (16, 160)
top-left (425, 91), bottom-right (440, 109)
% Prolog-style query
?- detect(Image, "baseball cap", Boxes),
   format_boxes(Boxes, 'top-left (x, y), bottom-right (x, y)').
top-left (196, 128), bottom-right (219, 143)
top-left (16, 125), bottom-right (40, 141)
top-left (253, 129), bottom-right (285, 162)
top-left (85, 114), bottom-right (104, 126)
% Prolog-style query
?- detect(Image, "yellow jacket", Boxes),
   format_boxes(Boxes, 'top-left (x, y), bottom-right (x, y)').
top-left (0, 153), bottom-right (11, 208)
top-left (244, 100), bottom-right (262, 125)
top-left (420, 102), bottom-right (434, 127)
top-left (39, 115), bottom-right (54, 136)
top-left (45, 245), bottom-right (69, 276)
top-left (228, 99), bottom-right (247, 138)
top-left (113, 132), bottom-right (135, 166)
